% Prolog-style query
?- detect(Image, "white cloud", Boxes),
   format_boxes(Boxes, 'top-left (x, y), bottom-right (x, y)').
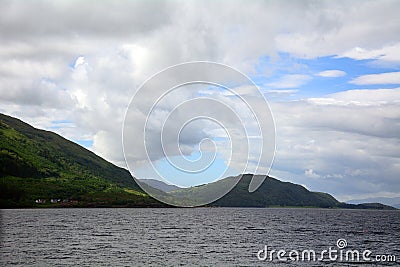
top-left (317, 88), bottom-right (400, 106)
top-left (122, 79), bottom-right (274, 181)
top-left (305, 169), bottom-right (320, 178)
top-left (270, 88), bottom-right (400, 197)
top-left (340, 46), bottom-right (383, 60)
top-left (265, 89), bottom-right (298, 94)
top-left (266, 74), bottom-right (312, 89)
top-left (340, 43), bottom-right (400, 65)
top-left (316, 70), bottom-right (346, 78)
top-left (73, 56), bottom-right (86, 69)
top-left (350, 72), bottom-right (400, 85)
top-left (1, 0), bottom-right (400, 199)
top-left (274, 1), bottom-right (400, 60)
top-left (264, 89), bottom-right (298, 99)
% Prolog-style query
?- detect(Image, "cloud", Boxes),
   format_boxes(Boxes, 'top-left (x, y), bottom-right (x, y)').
top-left (1, 0), bottom-right (400, 199)
top-left (264, 89), bottom-right (298, 99)
top-left (122, 79), bottom-right (274, 180)
top-left (73, 56), bottom-right (86, 69)
top-left (270, 88), bottom-right (400, 198)
top-left (0, 1), bottom-right (173, 40)
top-left (305, 169), bottom-right (320, 178)
top-left (274, 1), bottom-right (400, 59)
top-left (315, 88), bottom-right (400, 105)
top-left (266, 74), bottom-right (312, 89)
top-left (316, 70), bottom-right (346, 78)
top-left (339, 43), bottom-right (400, 65)
top-left (350, 71), bottom-right (400, 85)
top-left (0, 77), bottom-right (74, 108)
top-left (265, 89), bottom-right (298, 94)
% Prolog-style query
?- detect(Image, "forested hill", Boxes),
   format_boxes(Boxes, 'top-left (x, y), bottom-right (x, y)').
top-left (0, 113), bottom-right (164, 208)
top-left (0, 113), bottom-right (396, 210)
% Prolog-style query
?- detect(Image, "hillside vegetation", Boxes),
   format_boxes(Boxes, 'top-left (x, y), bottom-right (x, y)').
top-left (0, 113), bottom-right (396, 210)
top-left (0, 113), bottom-right (164, 208)
top-left (169, 174), bottom-right (339, 208)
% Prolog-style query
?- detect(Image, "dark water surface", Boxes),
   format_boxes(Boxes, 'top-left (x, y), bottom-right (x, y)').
top-left (1, 208), bottom-right (399, 266)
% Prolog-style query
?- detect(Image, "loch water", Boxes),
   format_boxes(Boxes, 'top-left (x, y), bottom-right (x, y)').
top-left (1, 208), bottom-right (399, 266)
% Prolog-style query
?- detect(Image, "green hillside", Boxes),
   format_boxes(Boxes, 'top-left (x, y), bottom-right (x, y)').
top-left (213, 174), bottom-right (339, 207)
top-left (169, 174), bottom-right (340, 208)
top-left (1, 113), bottom-right (396, 210)
top-left (0, 113), bottom-right (164, 208)
top-left (170, 174), bottom-right (395, 209)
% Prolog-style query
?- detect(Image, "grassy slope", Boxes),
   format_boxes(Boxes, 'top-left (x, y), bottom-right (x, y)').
top-left (0, 113), bottom-right (165, 208)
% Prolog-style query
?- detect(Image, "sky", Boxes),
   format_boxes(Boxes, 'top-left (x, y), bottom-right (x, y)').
top-left (0, 0), bottom-right (399, 201)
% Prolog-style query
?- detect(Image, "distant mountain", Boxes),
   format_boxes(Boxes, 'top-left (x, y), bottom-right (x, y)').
top-left (348, 197), bottom-right (400, 209)
top-left (170, 174), bottom-right (397, 209)
top-left (212, 174), bottom-right (340, 207)
top-left (169, 174), bottom-right (340, 208)
top-left (1, 113), bottom-right (396, 210)
top-left (0, 113), bottom-right (165, 208)
top-left (337, 202), bottom-right (397, 210)
top-left (139, 179), bottom-right (181, 192)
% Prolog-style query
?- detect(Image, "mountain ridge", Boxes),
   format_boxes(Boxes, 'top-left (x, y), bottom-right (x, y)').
top-left (0, 113), bottom-right (396, 210)
top-left (139, 179), bottom-right (181, 192)
top-left (348, 196), bottom-right (400, 209)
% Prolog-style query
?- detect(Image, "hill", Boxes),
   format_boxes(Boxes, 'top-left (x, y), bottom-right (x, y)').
top-left (171, 174), bottom-right (397, 209)
top-left (336, 202), bottom-right (397, 210)
top-left (169, 174), bottom-right (340, 208)
top-left (0, 113), bottom-right (165, 208)
top-left (0, 113), bottom-right (396, 210)
top-left (139, 179), bottom-right (181, 192)
top-left (213, 174), bottom-right (340, 207)
top-left (348, 196), bottom-right (400, 209)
